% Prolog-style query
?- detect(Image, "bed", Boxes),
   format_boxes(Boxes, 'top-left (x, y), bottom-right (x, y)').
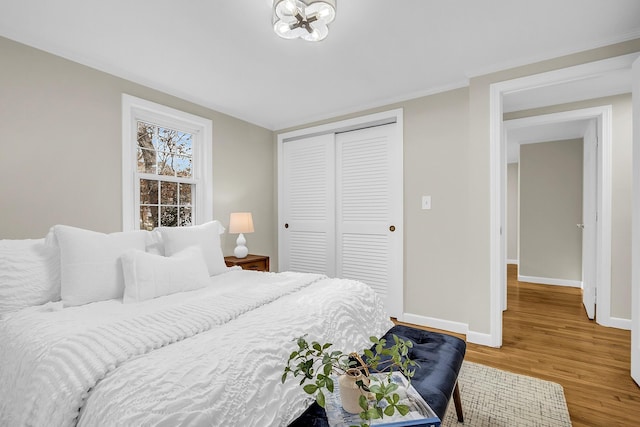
top-left (0, 221), bottom-right (392, 427)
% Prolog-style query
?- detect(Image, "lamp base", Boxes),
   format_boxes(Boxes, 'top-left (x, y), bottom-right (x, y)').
top-left (234, 233), bottom-right (249, 258)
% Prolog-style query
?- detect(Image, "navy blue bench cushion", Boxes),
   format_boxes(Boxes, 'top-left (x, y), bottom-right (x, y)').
top-left (289, 325), bottom-right (466, 425)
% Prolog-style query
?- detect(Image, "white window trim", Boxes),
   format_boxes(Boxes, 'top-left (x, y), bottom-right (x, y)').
top-left (122, 94), bottom-right (213, 231)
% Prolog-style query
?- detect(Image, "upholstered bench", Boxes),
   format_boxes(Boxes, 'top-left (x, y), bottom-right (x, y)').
top-left (289, 324), bottom-right (466, 425)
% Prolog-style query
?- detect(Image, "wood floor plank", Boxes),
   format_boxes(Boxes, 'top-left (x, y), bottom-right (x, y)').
top-left (396, 264), bottom-right (640, 426)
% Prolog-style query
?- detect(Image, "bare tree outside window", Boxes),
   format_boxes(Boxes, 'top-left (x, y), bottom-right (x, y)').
top-left (137, 121), bottom-right (194, 229)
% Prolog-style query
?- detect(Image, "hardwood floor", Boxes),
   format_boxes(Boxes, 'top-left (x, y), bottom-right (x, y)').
top-left (397, 264), bottom-right (640, 426)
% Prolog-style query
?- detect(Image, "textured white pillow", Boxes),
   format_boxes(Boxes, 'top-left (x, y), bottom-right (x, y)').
top-left (121, 246), bottom-right (211, 303)
top-left (0, 238), bottom-right (60, 317)
top-left (53, 225), bottom-right (149, 306)
top-left (157, 220), bottom-right (228, 276)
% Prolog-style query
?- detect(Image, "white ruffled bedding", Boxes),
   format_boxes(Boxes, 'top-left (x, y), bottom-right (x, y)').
top-left (0, 269), bottom-right (392, 427)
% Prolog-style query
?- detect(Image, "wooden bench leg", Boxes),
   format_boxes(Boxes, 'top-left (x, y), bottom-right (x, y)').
top-left (453, 381), bottom-right (464, 422)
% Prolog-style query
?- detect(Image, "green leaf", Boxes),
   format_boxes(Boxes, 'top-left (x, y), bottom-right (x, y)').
top-left (369, 385), bottom-right (382, 394)
top-left (317, 389), bottom-right (326, 408)
top-left (366, 408), bottom-right (381, 420)
top-left (392, 393), bottom-right (400, 404)
top-left (384, 405), bottom-right (395, 417)
top-left (359, 394), bottom-right (369, 411)
top-left (386, 382), bottom-right (399, 393)
top-left (303, 384), bottom-right (318, 394)
top-left (396, 404), bottom-right (410, 416)
top-left (327, 377), bottom-right (335, 393)
top-left (324, 363), bottom-right (332, 377)
top-left (297, 336), bottom-right (308, 349)
top-left (281, 372), bottom-right (287, 384)
top-left (313, 342), bottom-right (322, 352)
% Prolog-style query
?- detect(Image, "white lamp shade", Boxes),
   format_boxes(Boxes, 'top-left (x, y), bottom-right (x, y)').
top-left (229, 212), bottom-right (254, 234)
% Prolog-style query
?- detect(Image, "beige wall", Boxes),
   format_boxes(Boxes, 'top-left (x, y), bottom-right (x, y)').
top-left (0, 36), bottom-right (276, 261)
top-left (507, 163), bottom-right (519, 262)
top-left (276, 89), bottom-right (472, 327)
top-left (279, 39), bottom-right (640, 337)
top-left (2, 32), bottom-right (638, 338)
top-left (505, 93), bottom-right (633, 320)
top-left (519, 139), bottom-right (583, 281)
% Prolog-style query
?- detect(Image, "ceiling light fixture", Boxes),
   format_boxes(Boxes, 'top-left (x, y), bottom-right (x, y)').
top-left (273, 0), bottom-right (336, 42)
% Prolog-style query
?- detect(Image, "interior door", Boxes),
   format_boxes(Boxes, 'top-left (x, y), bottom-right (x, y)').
top-left (281, 134), bottom-right (336, 276)
top-left (631, 56), bottom-right (639, 386)
top-left (582, 119), bottom-right (598, 320)
top-left (335, 124), bottom-right (403, 318)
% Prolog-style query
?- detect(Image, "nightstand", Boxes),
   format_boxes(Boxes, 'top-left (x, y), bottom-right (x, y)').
top-left (224, 254), bottom-right (270, 272)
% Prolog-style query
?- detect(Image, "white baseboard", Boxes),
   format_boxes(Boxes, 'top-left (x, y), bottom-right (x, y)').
top-left (599, 316), bottom-right (632, 330)
top-left (401, 313), bottom-right (468, 335)
top-left (401, 313), bottom-right (501, 348)
top-left (506, 259), bottom-right (519, 265)
top-left (518, 275), bottom-right (582, 288)
top-left (466, 330), bottom-right (497, 347)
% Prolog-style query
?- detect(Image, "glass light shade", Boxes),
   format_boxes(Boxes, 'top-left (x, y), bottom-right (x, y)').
top-left (273, 0), bottom-right (336, 42)
top-left (229, 212), bottom-right (254, 234)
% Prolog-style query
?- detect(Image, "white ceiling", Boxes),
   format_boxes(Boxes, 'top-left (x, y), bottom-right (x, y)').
top-left (1, 0), bottom-right (639, 130)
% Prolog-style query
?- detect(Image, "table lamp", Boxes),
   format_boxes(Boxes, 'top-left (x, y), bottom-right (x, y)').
top-left (229, 212), bottom-right (254, 258)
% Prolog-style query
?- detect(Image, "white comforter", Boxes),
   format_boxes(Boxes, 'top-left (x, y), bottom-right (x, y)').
top-left (0, 270), bottom-right (392, 427)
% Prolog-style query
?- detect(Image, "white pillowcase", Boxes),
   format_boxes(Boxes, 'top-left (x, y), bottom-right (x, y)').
top-left (157, 220), bottom-right (228, 276)
top-left (0, 238), bottom-right (60, 317)
top-left (121, 246), bottom-right (211, 303)
top-left (53, 225), bottom-right (149, 306)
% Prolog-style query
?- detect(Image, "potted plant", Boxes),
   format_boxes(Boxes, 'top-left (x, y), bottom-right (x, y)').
top-left (281, 334), bottom-right (418, 426)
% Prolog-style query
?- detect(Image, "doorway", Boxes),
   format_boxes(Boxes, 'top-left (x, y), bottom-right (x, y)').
top-left (504, 108), bottom-right (609, 321)
top-left (488, 53), bottom-right (639, 346)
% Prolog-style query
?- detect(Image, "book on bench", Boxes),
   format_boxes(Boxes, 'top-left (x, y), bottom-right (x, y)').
top-left (325, 372), bottom-right (441, 427)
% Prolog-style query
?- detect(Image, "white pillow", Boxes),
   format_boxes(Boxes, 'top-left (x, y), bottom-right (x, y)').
top-left (53, 225), bottom-right (149, 306)
top-left (0, 238), bottom-right (60, 317)
top-left (157, 220), bottom-right (228, 276)
top-left (121, 246), bottom-right (211, 303)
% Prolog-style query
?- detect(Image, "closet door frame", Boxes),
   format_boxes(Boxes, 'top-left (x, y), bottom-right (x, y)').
top-left (277, 109), bottom-right (404, 319)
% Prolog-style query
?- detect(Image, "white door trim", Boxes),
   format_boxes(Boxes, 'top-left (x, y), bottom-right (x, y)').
top-left (631, 56), bottom-right (640, 386)
top-left (276, 108), bottom-right (404, 319)
top-left (489, 56), bottom-right (630, 347)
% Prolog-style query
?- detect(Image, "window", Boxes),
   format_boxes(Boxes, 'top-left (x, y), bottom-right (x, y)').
top-left (122, 95), bottom-right (212, 231)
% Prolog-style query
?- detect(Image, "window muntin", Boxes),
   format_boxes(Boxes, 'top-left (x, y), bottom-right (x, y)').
top-left (136, 121), bottom-right (195, 229)
top-left (122, 95), bottom-right (213, 231)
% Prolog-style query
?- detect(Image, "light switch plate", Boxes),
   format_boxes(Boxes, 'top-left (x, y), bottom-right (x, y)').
top-left (422, 195), bottom-right (431, 210)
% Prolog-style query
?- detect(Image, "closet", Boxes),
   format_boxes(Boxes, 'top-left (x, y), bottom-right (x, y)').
top-left (278, 117), bottom-right (403, 318)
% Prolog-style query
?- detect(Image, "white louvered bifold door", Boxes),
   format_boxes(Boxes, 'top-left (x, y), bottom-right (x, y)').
top-left (336, 124), bottom-right (402, 317)
top-left (281, 134), bottom-right (336, 276)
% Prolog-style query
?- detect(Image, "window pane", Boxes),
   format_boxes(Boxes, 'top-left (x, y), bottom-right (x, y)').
top-left (140, 179), bottom-right (159, 204)
top-left (157, 156), bottom-right (174, 176)
top-left (140, 206), bottom-right (158, 231)
top-left (180, 207), bottom-right (192, 226)
top-left (157, 154), bottom-right (192, 177)
top-left (137, 148), bottom-right (157, 173)
top-left (160, 181), bottom-right (178, 205)
top-left (159, 127), bottom-right (193, 157)
top-left (160, 206), bottom-right (178, 227)
top-left (180, 183), bottom-right (192, 205)
top-left (174, 155), bottom-right (192, 177)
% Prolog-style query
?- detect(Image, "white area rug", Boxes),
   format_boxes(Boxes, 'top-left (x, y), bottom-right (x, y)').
top-left (443, 361), bottom-right (571, 426)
